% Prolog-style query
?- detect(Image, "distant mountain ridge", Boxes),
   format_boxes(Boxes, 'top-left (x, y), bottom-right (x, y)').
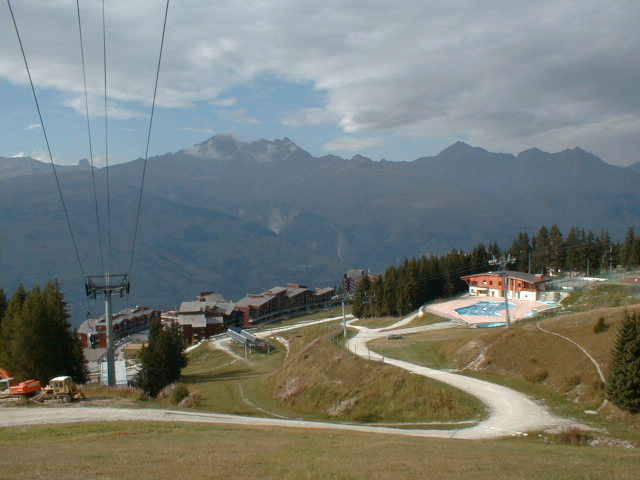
top-left (0, 155), bottom-right (90, 180)
top-left (2, 136), bottom-right (639, 323)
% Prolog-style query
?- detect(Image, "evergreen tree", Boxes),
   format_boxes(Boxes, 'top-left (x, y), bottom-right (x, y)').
top-left (549, 224), bottom-right (565, 272)
top-left (564, 227), bottom-right (583, 272)
top-left (532, 225), bottom-right (551, 273)
top-left (508, 233), bottom-right (531, 272)
top-left (0, 288), bottom-right (6, 330)
top-left (621, 227), bottom-right (639, 268)
top-left (0, 282), bottom-right (87, 384)
top-left (135, 318), bottom-right (187, 397)
top-left (606, 311), bottom-right (640, 413)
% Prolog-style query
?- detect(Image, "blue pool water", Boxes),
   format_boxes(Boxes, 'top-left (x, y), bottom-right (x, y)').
top-left (455, 300), bottom-right (515, 316)
top-left (475, 322), bottom-right (507, 328)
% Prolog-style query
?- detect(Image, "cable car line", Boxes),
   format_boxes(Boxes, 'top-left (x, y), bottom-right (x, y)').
top-left (102, 0), bottom-right (113, 274)
top-left (127, 0), bottom-right (171, 283)
top-left (76, 0), bottom-right (106, 277)
top-left (6, 0), bottom-right (87, 280)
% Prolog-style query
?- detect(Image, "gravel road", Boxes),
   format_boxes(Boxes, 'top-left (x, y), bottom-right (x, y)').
top-left (346, 314), bottom-right (570, 438)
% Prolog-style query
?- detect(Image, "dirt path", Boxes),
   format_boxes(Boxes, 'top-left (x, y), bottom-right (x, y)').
top-left (346, 317), bottom-right (572, 438)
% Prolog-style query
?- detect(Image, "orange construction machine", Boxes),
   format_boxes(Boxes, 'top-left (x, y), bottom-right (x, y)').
top-left (0, 368), bottom-right (42, 397)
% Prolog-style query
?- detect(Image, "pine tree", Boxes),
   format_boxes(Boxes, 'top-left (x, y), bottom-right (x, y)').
top-left (0, 288), bottom-right (6, 329)
top-left (532, 225), bottom-right (551, 273)
top-left (135, 318), bottom-right (187, 397)
top-left (0, 282), bottom-right (87, 384)
top-left (549, 224), bottom-right (564, 273)
top-left (605, 311), bottom-right (640, 413)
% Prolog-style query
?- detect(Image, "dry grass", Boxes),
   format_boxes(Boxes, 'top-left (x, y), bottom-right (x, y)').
top-left (385, 312), bottom-right (450, 330)
top-left (351, 315), bottom-right (403, 329)
top-left (2, 421), bottom-right (639, 480)
top-left (176, 324), bottom-right (484, 424)
top-left (262, 326), bottom-right (484, 423)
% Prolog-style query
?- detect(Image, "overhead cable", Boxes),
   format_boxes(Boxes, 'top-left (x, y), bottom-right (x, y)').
top-left (7, 0), bottom-right (86, 279)
top-left (76, 0), bottom-right (106, 276)
top-left (127, 0), bottom-right (171, 282)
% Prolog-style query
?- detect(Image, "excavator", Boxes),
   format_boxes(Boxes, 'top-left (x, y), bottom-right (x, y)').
top-left (0, 368), bottom-right (41, 398)
top-left (1, 368), bottom-right (84, 402)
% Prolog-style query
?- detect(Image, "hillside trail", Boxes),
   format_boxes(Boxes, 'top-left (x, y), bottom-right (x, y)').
top-left (345, 311), bottom-right (574, 438)
top-left (1, 311), bottom-right (580, 439)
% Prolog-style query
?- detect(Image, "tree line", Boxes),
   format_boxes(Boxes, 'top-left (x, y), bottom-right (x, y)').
top-left (352, 225), bottom-right (639, 318)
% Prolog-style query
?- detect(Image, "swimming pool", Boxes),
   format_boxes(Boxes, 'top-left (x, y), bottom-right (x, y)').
top-left (455, 300), bottom-right (515, 317)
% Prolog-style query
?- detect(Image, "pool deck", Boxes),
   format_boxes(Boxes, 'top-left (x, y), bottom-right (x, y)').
top-left (425, 295), bottom-right (558, 326)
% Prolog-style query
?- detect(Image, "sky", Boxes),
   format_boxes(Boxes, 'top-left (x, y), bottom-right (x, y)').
top-left (1, 0), bottom-right (639, 167)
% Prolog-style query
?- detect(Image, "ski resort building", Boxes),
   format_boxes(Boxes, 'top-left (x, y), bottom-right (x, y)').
top-left (177, 294), bottom-right (243, 343)
top-left (460, 271), bottom-right (551, 301)
top-left (78, 306), bottom-right (159, 349)
top-left (236, 284), bottom-right (337, 323)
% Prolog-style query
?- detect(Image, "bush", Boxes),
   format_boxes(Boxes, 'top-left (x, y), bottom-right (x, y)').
top-left (178, 390), bottom-right (201, 408)
top-left (558, 427), bottom-right (590, 446)
top-left (171, 383), bottom-right (190, 405)
top-left (525, 369), bottom-right (548, 384)
top-left (593, 316), bottom-right (609, 334)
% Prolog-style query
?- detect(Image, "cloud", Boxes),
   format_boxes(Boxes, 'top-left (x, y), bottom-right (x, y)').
top-left (210, 97), bottom-right (237, 107)
top-left (282, 107), bottom-right (338, 127)
top-left (60, 95), bottom-right (145, 120)
top-left (323, 136), bottom-right (383, 153)
top-left (1, 1), bottom-right (638, 164)
top-left (24, 123), bottom-right (41, 131)
top-left (11, 152), bottom-right (29, 158)
top-left (179, 126), bottom-right (216, 135)
top-left (218, 108), bottom-right (260, 124)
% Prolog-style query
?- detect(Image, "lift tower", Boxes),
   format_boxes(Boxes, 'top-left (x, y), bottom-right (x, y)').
top-left (85, 274), bottom-right (130, 386)
top-left (489, 254), bottom-right (516, 327)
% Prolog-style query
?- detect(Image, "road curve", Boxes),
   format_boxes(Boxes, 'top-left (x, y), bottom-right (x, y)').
top-left (346, 314), bottom-right (569, 438)
top-left (1, 312), bottom-right (572, 439)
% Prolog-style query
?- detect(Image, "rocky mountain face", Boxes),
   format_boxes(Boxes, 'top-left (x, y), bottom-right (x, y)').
top-left (2, 136), bottom-right (639, 322)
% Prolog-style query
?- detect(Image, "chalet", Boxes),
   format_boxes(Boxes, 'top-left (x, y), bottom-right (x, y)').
top-left (342, 269), bottom-right (378, 296)
top-left (78, 306), bottom-right (159, 349)
top-left (177, 296), bottom-right (242, 343)
top-left (236, 284), bottom-right (337, 323)
top-left (236, 291), bottom-right (284, 323)
top-left (460, 271), bottom-right (551, 301)
top-left (285, 283), bottom-right (313, 313)
top-left (313, 287), bottom-right (336, 308)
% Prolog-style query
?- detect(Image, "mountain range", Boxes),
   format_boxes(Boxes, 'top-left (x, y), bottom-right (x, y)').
top-left (2, 136), bottom-right (639, 323)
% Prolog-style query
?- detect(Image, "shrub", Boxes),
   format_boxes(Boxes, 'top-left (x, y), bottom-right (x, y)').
top-left (593, 316), bottom-right (609, 334)
top-left (525, 369), bottom-right (548, 384)
top-left (178, 390), bottom-right (201, 408)
top-left (171, 383), bottom-right (190, 405)
top-left (558, 427), bottom-right (590, 446)
top-left (562, 374), bottom-right (581, 391)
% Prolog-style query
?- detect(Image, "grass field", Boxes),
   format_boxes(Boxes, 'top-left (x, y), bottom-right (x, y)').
top-left (2, 421), bottom-right (639, 480)
top-left (560, 284), bottom-right (640, 312)
top-left (351, 315), bottom-right (403, 329)
top-left (384, 312), bottom-right (450, 330)
top-left (173, 323), bottom-right (485, 424)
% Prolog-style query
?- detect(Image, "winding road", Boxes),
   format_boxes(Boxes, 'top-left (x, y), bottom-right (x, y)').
top-left (1, 312), bottom-right (574, 439)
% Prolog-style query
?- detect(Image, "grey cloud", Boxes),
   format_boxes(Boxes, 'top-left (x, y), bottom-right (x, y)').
top-left (1, 0), bottom-right (638, 164)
